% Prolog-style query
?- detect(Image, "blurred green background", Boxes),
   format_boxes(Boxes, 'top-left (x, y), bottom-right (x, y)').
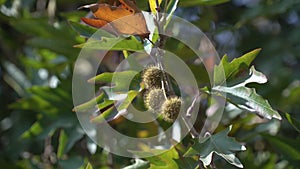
top-left (0, 0), bottom-right (299, 168)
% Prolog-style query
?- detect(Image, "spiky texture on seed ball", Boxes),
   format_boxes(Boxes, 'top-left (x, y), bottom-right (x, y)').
top-left (161, 97), bottom-right (182, 122)
top-left (142, 66), bottom-right (163, 89)
top-left (144, 88), bottom-right (166, 111)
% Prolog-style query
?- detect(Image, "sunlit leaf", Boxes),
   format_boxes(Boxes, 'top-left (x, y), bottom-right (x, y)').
top-left (88, 70), bottom-right (139, 91)
top-left (90, 106), bottom-right (119, 123)
top-left (165, 0), bottom-right (179, 21)
top-left (85, 162), bottom-right (93, 169)
top-left (214, 48), bottom-right (261, 85)
top-left (74, 36), bottom-right (144, 51)
top-left (73, 93), bottom-right (106, 112)
top-left (57, 130), bottom-right (68, 159)
top-left (98, 99), bottom-right (114, 110)
top-left (184, 126), bottom-right (246, 168)
top-left (123, 159), bottom-right (150, 169)
top-left (118, 90), bottom-right (139, 111)
top-left (213, 66), bottom-right (282, 120)
top-left (21, 122), bottom-right (43, 139)
top-left (129, 147), bottom-right (179, 168)
top-left (149, 0), bottom-right (162, 13)
top-left (80, 2), bottom-right (149, 38)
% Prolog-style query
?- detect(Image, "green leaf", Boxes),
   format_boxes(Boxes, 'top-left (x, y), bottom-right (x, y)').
top-left (213, 66), bottom-right (282, 120)
top-left (88, 70), bottom-right (139, 92)
top-left (57, 130), bottom-right (68, 159)
top-left (284, 113), bottom-right (300, 133)
top-left (28, 37), bottom-right (80, 58)
top-left (130, 147), bottom-right (180, 169)
top-left (262, 134), bottom-right (300, 162)
top-left (58, 156), bottom-right (84, 169)
top-left (90, 90), bottom-right (139, 123)
top-left (175, 158), bottom-right (198, 169)
top-left (90, 106), bottom-right (119, 123)
top-left (10, 19), bottom-right (80, 58)
top-left (165, 0), bottom-right (179, 26)
top-left (10, 18), bottom-right (57, 37)
top-left (85, 162), bottom-right (93, 169)
top-left (69, 21), bottom-right (98, 38)
top-left (20, 113), bottom-right (76, 140)
top-left (0, 0), bottom-right (6, 5)
top-left (147, 148), bottom-right (179, 169)
top-left (69, 21), bottom-right (115, 38)
top-left (118, 90), bottom-right (139, 111)
top-left (236, 0), bottom-right (299, 27)
top-left (179, 0), bottom-right (230, 7)
top-left (166, 0), bottom-right (179, 15)
top-left (74, 36), bottom-right (144, 51)
top-left (214, 48), bottom-right (261, 85)
top-left (97, 99), bottom-right (114, 110)
top-left (73, 93), bottom-right (106, 112)
top-left (123, 159), bottom-right (150, 169)
top-left (21, 122), bottom-right (43, 139)
top-left (184, 126), bottom-right (246, 168)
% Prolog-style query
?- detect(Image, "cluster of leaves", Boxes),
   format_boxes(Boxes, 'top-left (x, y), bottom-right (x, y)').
top-left (0, 0), bottom-right (300, 169)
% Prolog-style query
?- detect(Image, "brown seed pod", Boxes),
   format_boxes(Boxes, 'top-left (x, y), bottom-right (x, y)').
top-left (142, 66), bottom-right (163, 89)
top-left (144, 88), bottom-right (166, 112)
top-left (161, 97), bottom-right (182, 122)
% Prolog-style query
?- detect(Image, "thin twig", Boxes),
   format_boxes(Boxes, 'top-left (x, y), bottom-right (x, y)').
top-left (182, 117), bottom-right (199, 138)
top-left (186, 94), bottom-right (201, 117)
top-left (182, 93), bottom-right (202, 138)
top-left (155, 0), bottom-right (160, 12)
top-left (163, 0), bottom-right (169, 13)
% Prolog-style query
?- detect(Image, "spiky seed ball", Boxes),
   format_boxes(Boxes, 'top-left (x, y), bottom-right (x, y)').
top-left (161, 97), bottom-right (182, 122)
top-left (142, 66), bottom-right (163, 89)
top-left (144, 88), bottom-right (166, 111)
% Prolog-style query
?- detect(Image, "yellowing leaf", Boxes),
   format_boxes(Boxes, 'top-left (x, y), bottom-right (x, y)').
top-left (149, 0), bottom-right (162, 13)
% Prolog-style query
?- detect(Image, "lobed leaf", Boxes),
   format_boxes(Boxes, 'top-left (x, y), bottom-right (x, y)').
top-left (184, 126), bottom-right (246, 168)
top-left (213, 66), bottom-right (282, 120)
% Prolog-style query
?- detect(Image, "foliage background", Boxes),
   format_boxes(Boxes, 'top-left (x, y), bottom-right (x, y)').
top-left (0, 0), bottom-right (299, 168)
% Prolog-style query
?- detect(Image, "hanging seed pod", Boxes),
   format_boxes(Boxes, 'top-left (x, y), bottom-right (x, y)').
top-left (161, 97), bottom-right (182, 122)
top-left (144, 88), bottom-right (166, 112)
top-left (142, 66), bottom-right (163, 89)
